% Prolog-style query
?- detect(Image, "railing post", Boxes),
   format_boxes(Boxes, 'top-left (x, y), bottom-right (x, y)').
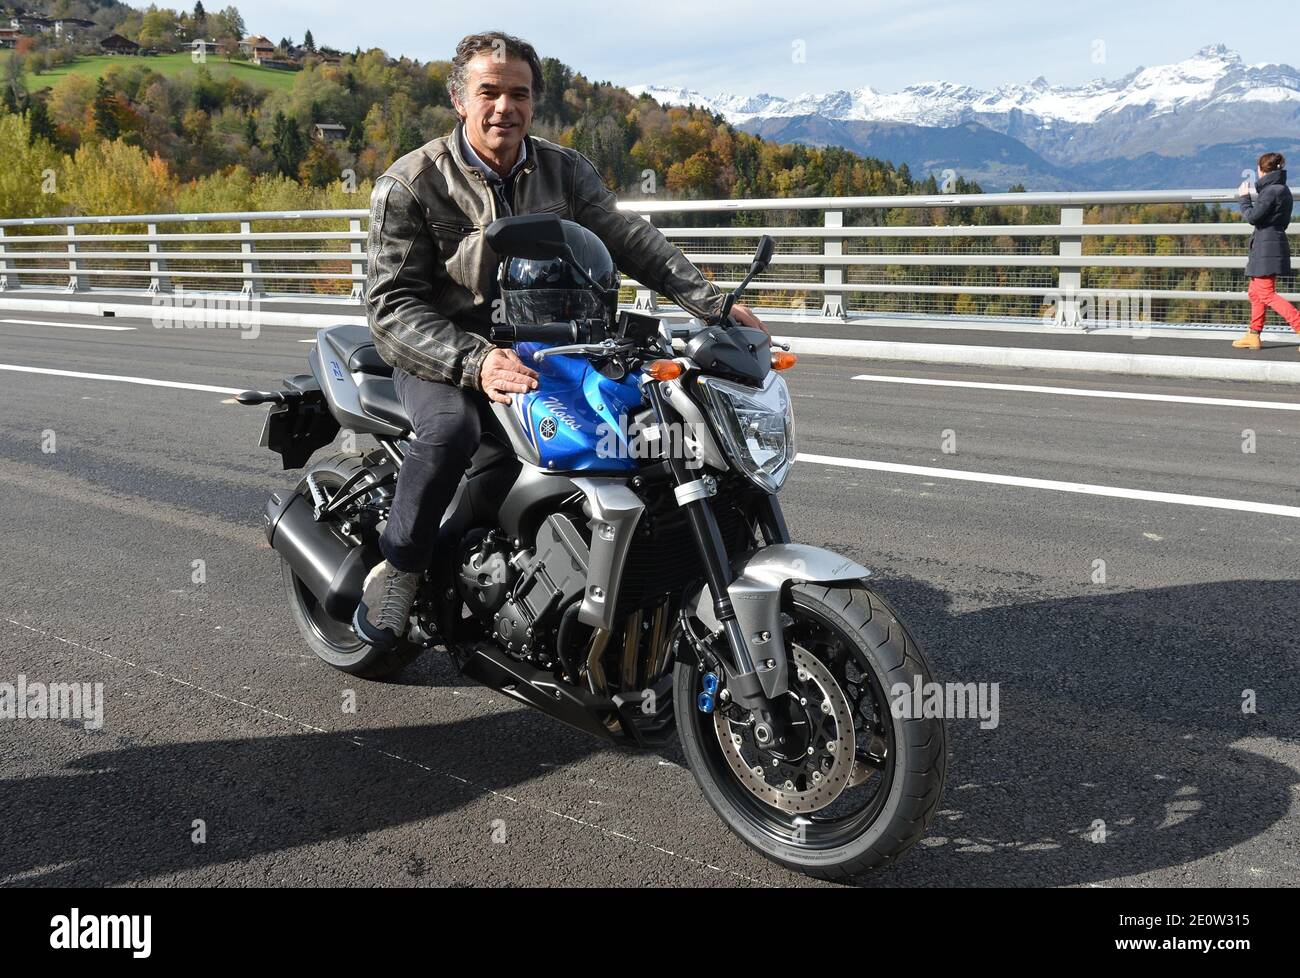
top-left (1057, 205), bottom-right (1083, 327)
top-left (146, 222), bottom-right (171, 293)
top-left (634, 212), bottom-right (659, 313)
top-left (66, 223), bottom-right (85, 292)
top-left (0, 227), bottom-right (12, 291)
top-left (349, 217), bottom-right (364, 301)
top-left (821, 209), bottom-right (845, 319)
top-left (240, 220), bottom-right (258, 297)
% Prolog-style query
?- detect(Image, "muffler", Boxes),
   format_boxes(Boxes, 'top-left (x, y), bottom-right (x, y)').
top-left (263, 489), bottom-right (370, 621)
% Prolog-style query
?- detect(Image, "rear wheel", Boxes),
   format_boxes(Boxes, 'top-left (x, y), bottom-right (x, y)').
top-left (281, 452), bottom-right (422, 679)
top-left (674, 583), bottom-right (946, 879)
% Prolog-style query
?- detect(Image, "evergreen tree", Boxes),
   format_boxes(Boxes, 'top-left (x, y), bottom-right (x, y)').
top-left (193, 2), bottom-right (207, 26)
top-left (27, 99), bottom-right (55, 146)
top-left (396, 121), bottom-right (423, 159)
top-left (304, 30), bottom-right (316, 53)
top-left (347, 123), bottom-right (363, 155)
top-left (243, 113), bottom-right (258, 149)
top-left (270, 111), bottom-right (305, 176)
top-left (93, 79), bottom-right (120, 140)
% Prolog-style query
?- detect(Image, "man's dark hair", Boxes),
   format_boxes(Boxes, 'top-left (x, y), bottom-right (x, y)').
top-left (449, 31), bottom-right (544, 105)
top-left (1258, 152), bottom-right (1286, 173)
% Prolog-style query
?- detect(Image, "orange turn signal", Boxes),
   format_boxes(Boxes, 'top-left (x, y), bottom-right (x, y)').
top-left (645, 359), bottom-right (684, 381)
top-left (771, 351), bottom-right (798, 371)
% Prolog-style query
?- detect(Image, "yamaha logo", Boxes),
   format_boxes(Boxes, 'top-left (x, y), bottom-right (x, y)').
top-left (539, 417), bottom-right (557, 440)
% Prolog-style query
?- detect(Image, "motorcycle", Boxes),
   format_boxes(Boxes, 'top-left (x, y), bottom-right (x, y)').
top-left (238, 214), bottom-right (946, 878)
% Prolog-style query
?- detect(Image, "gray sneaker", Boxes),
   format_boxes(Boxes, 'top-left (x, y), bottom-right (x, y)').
top-left (353, 560), bottom-right (421, 648)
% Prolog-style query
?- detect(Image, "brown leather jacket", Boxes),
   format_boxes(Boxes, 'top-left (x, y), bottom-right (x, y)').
top-left (365, 122), bottom-right (728, 390)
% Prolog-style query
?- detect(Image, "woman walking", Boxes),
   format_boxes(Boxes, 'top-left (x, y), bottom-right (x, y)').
top-left (1232, 152), bottom-right (1300, 350)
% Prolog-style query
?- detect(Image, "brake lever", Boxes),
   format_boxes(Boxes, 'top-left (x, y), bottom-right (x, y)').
top-left (532, 339), bottom-right (633, 362)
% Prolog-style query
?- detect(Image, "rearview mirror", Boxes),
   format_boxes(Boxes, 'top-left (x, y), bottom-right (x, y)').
top-left (485, 214), bottom-right (569, 260)
top-left (752, 234), bottom-right (775, 273)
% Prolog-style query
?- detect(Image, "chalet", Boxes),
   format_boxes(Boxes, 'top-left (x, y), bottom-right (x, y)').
top-left (288, 44), bottom-right (342, 66)
top-left (11, 15), bottom-right (54, 34)
top-left (100, 33), bottom-right (139, 55)
top-left (189, 37), bottom-right (223, 57)
top-left (54, 17), bottom-right (96, 41)
top-left (239, 34), bottom-right (275, 63)
top-left (0, 26), bottom-right (18, 48)
top-left (313, 123), bottom-right (346, 143)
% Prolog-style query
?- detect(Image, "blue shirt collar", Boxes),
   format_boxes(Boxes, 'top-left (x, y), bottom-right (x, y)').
top-left (459, 125), bottom-right (527, 182)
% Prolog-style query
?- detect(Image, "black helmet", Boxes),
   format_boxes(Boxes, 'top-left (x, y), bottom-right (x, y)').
top-left (499, 219), bottom-right (620, 327)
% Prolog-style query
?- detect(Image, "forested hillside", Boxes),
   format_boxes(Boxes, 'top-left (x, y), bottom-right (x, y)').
top-left (0, 1), bottom-right (1251, 324)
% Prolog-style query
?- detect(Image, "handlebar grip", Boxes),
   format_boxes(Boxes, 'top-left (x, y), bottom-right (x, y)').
top-left (491, 322), bottom-right (582, 345)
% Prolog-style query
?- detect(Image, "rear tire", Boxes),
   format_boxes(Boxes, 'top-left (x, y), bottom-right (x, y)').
top-left (281, 452), bottom-right (422, 680)
top-left (674, 582), bottom-right (946, 880)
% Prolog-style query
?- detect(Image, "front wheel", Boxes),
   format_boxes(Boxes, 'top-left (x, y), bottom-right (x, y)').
top-left (674, 583), bottom-right (946, 880)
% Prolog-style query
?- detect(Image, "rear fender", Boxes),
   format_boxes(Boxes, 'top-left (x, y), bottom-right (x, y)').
top-left (684, 544), bottom-right (871, 699)
top-left (260, 373), bottom-right (340, 470)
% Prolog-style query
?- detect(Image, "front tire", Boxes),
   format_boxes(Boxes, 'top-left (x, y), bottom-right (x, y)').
top-left (281, 452), bottom-right (422, 680)
top-left (674, 583), bottom-right (946, 880)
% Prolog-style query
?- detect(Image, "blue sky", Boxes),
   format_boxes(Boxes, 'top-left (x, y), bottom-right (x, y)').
top-left (238, 0), bottom-right (1291, 96)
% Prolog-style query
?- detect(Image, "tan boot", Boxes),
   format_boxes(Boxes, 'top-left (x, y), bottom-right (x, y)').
top-left (1232, 331), bottom-right (1262, 350)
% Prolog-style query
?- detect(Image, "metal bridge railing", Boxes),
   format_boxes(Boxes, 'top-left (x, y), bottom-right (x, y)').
top-left (0, 190), bottom-right (1288, 331)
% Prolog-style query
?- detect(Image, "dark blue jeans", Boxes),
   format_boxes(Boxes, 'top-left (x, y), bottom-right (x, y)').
top-left (378, 367), bottom-right (499, 573)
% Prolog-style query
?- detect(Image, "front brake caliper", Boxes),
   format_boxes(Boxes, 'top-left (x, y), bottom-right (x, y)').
top-left (697, 671), bottom-right (720, 713)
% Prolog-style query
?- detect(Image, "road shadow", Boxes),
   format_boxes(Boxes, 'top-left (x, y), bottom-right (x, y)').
top-left (3, 579), bottom-right (1294, 887)
top-left (852, 576), bottom-right (1300, 887)
top-left (0, 713), bottom-right (602, 888)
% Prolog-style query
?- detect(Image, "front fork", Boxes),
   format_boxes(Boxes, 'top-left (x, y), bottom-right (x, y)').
top-left (645, 379), bottom-right (789, 747)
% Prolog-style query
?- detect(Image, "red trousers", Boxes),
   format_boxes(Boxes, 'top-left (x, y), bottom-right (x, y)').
top-left (1248, 275), bottom-right (1300, 332)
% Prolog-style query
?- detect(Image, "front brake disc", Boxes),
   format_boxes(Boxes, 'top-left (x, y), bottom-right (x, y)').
top-left (713, 644), bottom-right (855, 814)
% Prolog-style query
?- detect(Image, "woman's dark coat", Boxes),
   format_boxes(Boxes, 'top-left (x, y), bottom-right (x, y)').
top-left (1240, 168), bottom-right (1294, 277)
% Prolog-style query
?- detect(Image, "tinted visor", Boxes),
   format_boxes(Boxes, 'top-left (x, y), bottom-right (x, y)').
top-left (503, 288), bottom-right (611, 327)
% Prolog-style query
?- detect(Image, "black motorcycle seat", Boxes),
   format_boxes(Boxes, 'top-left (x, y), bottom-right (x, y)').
top-left (349, 345), bottom-right (393, 376)
top-left (355, 376), bottom-right (410, 432)
top-left (319, 324), bottom-right (394, 376)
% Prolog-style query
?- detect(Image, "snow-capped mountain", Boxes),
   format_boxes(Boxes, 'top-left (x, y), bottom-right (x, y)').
top-left (629, 46), bottom-right (1300, 189)
top-left (632, 46), bottom-right (1296, 128)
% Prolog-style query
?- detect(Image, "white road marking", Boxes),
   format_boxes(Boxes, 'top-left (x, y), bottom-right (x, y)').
top-left (851, 373), bottom-right (1300, 411)
top-left (1, 318), bottom-right (136, 332)
top-left (797, 453), bottom-right (1300, 519)
top-left (11, 359), bottom-right (1297, 519)
top-left (0, 363), bottom-right (241, 395)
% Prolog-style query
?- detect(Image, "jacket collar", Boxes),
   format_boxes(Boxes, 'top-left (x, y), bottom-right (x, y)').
top-left (1257, 168), bottom-right (1287, 189)
top-left (450, 120), bottom-right (537, 183)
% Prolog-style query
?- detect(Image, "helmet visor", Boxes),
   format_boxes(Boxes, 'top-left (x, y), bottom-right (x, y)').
top-left (504, 288), bottom-right (611, 327)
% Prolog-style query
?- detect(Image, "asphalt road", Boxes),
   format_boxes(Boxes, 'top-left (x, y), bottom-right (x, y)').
top-left (1, 309), bottom-right (1298, 888)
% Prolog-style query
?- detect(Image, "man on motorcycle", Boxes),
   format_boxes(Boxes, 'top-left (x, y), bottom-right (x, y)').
top-left (359, 30), bottom-right (769, 646)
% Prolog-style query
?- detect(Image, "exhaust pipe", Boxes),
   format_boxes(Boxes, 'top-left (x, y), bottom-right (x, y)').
top-left (263, 489), bottom-right (369, 622)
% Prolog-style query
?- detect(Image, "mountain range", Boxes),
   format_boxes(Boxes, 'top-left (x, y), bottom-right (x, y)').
top-left (630, 45), bottom-right (1300, 191)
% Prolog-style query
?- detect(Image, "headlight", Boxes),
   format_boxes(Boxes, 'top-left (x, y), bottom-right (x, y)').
top-left (697, 372), bottom-right (796, 491)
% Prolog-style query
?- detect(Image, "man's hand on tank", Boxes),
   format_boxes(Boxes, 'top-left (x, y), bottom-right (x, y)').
top-left (481, 348), bottom-right (540, 404)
